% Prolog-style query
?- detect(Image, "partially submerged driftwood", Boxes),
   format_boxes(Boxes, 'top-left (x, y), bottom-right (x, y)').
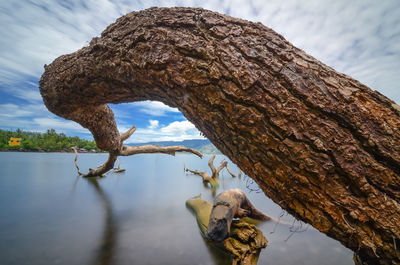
top-left (40, 7), bottom-right (400, 263)
top-left (71, 126), bottom-right (202, 177)
top-left (113, 158), bottom-right (126, 173)
top-left (206, 189), bottom-right (270, 242)
top-left (185, 154), bottom-right (227, 187)
top-left (186, 194), bottom-right (268, 265)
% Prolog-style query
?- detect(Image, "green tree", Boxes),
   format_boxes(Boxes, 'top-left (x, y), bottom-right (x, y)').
top-left (0, 129), bottom-right (99, 152)
top-left (22, 139), bottom-right (39, 150)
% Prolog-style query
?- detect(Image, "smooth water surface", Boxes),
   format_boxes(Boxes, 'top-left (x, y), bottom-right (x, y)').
top-left (0, 152), bottom-right (353, 265)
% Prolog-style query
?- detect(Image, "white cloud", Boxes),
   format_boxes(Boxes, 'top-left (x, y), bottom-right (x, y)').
top-left (148, 119), bottom-right (159, 129)
top-left (33, 117), bottom-right (89, 133)
top-left (160, 120), bottom-right (197, 135)
top-left (0, 0), bottom-right (126, 84)
top-left (8, 85), bottom-right (42, 103)
top-left (243, 0), bottom-right (400, 103)
top-left (121, 119), bottom-right (205, 143)
top-left (129, 101), bottom-right (180, 116)
top-left (0, 101), bottom-right (90, 135)
top-left (0, 103), bottom-right (47, 118)
top-left (0, 104), bottom-right (31, 117)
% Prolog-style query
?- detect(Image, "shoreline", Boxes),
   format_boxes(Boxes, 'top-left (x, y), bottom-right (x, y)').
top-left (0, 148), bottom-right (103, 154)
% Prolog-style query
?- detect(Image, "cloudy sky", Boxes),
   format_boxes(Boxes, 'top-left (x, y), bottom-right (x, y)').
top-left (1, 0), bottom-right (399, 143)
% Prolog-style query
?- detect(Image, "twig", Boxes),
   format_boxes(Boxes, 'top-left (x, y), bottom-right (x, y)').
top-left (285, 219), bottom-right (309, 242)
top-left (113, 158), bottom-right (126, 173)
top-left (120, 125), bottom-right (136, 141)
top-left (238, 169), bottom-right (242, 179)
top-left (245, 175), bottom-right (261, 193)
top-left (270, 210), bottom-right (286, 234)
top-left (71, 147), bottom-right (83, 175)
top-left (185, 167), bottom-right (217, 187)
top-left (85, 154), bottom-right (117, 177)
top-left (185, 155), bottom-right (225, 187)
top-left (225, 165), bottom-right (237, 178)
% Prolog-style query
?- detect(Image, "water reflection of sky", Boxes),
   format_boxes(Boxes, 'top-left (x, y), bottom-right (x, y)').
top-left (0, 152), bottom-right (353, 265)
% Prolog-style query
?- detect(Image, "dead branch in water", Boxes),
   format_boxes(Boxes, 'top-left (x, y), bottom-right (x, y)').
top-left (225, 165), bottom-right (237, 178)
top-left (71, 125), bottom-right (202, 177)
top-left (113, 158), bottom-right (126, 173)
top-left (71, 147), bottom-right (83, 176)
top-left (185, 155), bottom-right (238, 187)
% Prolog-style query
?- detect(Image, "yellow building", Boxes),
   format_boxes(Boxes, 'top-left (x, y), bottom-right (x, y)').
top-left (9, 137), bottom-right (22, 146)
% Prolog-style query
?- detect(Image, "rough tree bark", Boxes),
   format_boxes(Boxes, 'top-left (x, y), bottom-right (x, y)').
top-left (39, 7), bottom-right (400, 264)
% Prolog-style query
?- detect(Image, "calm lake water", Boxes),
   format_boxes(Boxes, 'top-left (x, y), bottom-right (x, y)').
top-left (0, 152), bottom-right (354, 265)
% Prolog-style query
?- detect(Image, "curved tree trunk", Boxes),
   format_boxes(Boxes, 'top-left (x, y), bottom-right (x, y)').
top-left (39, 7), bottom-right (400, 264)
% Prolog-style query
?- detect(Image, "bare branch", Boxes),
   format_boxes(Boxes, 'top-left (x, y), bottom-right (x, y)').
top-left (185, 167), bottom-right (217, 187)
top-left (225, 165), bottom-right (237, 178)
top-left (84, 154), bottom-right (117, 177)
top-left (215, 160), bottom-right (228, 178)
top-left (208, 155), bottom-right (217, 177)
top-left (185, 168), bottom-right (208, 179)
top-left (71, 147), bottom-right (83, 175)
top-left (186, 154), bottom-right (228, 187)
top-left (81, 143), bottom-right (202, 177)
top-left (113, 158), bottom-right (126, 173)
top-left (120, 125), bottom-right (136, 142)
top-left (119, 145), bottom-right (203, 157)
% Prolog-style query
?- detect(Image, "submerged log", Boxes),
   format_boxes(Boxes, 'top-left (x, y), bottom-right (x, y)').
top-left (186, 194), bottom-right (268, 265)
top-left (39, 7), bottom-right (400, 263)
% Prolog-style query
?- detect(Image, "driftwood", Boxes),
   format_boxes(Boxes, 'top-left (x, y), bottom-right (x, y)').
top-left (39, 7), bottom-right (400, 263)
top-left (70, 125), bottom-right (202, 177)
top-left (186, 194), bottom-right (268, 265)
top-left (185, 154), bottom-right (227, 187)
top-left (206, 189), bottom-right (270, 242)
top-left (113, 158), bottom-right (126, 173)
top-left (71, 147), bottom-right (84, 175)
top-left (225, 165), bottom-right (239, 178)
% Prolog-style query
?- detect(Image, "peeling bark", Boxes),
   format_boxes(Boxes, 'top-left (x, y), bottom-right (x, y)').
top-left (40, 7), bottom-right (400, 263)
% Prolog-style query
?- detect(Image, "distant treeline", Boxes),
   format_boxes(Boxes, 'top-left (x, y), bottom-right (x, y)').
top-left (0, 129), bottom-right (99, 152)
